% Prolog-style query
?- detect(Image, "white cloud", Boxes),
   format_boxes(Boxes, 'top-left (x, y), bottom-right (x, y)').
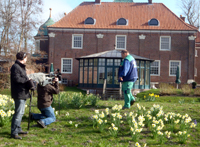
top-left (42, 0), bottom-right (73, 22)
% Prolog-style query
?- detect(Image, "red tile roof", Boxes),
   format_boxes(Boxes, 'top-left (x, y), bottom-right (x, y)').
top-left (49, 2), bottom-right (198, 31)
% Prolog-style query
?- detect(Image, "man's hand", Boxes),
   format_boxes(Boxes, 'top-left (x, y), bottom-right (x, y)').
top-left (119, 77), bottom-right (123, 81)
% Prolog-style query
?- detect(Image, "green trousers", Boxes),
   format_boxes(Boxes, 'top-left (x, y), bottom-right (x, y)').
top-left (122, 81), bottom-right (135, 108)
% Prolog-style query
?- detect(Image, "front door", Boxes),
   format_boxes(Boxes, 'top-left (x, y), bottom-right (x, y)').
top-left (106, 67), bottom-right (120, 88)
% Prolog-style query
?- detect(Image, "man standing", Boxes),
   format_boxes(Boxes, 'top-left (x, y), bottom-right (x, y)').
top-left (11, 51), bottom-right (30, 139)
top-left (118, 50), bottom-right (138, 109)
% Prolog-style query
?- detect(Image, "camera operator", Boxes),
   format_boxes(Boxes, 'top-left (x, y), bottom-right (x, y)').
top-left (31, 77), bottom-right (59, 128)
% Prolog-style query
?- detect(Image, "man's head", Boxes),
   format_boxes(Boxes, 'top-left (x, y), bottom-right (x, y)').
top-left (16, 51), bottom-right (27, 64)
top-left (121, 50), bottom-right (129, 59)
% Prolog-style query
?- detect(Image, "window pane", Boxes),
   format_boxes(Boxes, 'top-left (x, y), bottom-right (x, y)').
top-left (114, 68), bottom-right (119, 85)
top-left (98, 58), bottom-right (105, 66)
top-left (161, 37), bottom-right (170, 50)
top-left (89, 59), bottom-right (93, 66)
top-left (107, 59), bottom-right (113, 66)
top-left (93, 67), bottom-right (97, 84)
top-left (107, 68), bottom-right (113, 84)
top-left (73, 36), bottom-right (82, 48)
top-left (62, 78), bottom-right (68, 84)
top-left (170, 62), bottom-right (180, 75)
top-left (84, 67), bottom-right (88, 84)
top-left (94, 59), bottom-right (98, 66)
top-left (89, 67), bottom-right (93, 83)
top-left (114, 59), bottom-right (121, 66)
top-left (150, 61), bottom-right (159, 75)
top-left (117, 36), bottom-right (125, 49)
top-left (98, 67), bottom-right (105, 84)
top-left (84, 59), bottom-right (88, 66)
top-left (79, 67), bottom-right (83, 83)
top-left (62, 59), bottom-right (72, 73)
top-left (80, 59), bottom-right (83, 67)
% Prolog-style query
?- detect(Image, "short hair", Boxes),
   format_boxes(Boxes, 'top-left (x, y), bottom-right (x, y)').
top-left (121, 50), bottom-right (129, 54)
top-left (16, 51), bottom-right (27, 60)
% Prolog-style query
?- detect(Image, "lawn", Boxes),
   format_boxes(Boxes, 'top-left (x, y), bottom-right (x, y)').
top-left (0, 88), bottom-right (200, 147)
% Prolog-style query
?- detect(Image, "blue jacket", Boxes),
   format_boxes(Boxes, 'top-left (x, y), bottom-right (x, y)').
top-left (118, 54), bottom-right (138, 82)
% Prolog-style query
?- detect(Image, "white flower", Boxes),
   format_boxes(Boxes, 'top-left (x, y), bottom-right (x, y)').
top-left (69, 121), bottom-right (73, 124)
top-left (75, 124), bottom-right (78, 128)
top-left (66, 112), bottom-right (69, 116)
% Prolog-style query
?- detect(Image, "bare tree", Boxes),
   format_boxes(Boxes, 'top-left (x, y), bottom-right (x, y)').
top-left (179, 0), bottom-right (200, 27)
top-left (18, 0), bottom-right (43, 52)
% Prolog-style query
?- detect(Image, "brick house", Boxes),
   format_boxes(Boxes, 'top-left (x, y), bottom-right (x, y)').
top-left (35, 0), bottom-right (199, 87)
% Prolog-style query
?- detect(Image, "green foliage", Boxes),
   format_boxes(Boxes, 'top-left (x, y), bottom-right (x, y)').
top-left (136, 89), bottom-right (159, 99)
top-left (53, 92), bottom-right (100, 109)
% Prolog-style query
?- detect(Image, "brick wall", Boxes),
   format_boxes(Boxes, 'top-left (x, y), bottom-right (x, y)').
top-left (48, 30), bottom-right (196, 85)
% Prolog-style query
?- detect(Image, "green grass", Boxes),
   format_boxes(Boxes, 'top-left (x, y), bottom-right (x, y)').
top-left (0, 88), bottom-right (200, 147)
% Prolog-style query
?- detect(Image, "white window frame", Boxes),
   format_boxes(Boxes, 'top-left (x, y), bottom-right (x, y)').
top-left (160, 36), bottom-right (171, 51)
top-left (195, 68), bottom-right (197, 77)
top-left (61, 58), bottom-right (73, 74)
top-left (195, 49), bottom-right (198, 57)
top-left (150, 60), bottom-right (160, 76)
top-left (169, 60), bottom-right (181, 76)
top-left (72, 34), bottom-right (83, 49)
top-left (115, 35), bottom-right (126, 50)
top-left (62, 78), bottom-right (68, 84)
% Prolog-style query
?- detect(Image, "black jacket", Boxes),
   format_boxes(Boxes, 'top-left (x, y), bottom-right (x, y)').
top-left (37, 82), bottom-right (59, 109)
top-left (10, 60), bottom-right (30, 99)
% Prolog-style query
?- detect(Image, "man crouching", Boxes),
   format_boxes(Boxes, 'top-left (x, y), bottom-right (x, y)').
top-left (31, 77), bottom-right (59, 128)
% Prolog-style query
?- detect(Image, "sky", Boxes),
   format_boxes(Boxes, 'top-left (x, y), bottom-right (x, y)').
top-left (41, 0), bottom-right (182, 23)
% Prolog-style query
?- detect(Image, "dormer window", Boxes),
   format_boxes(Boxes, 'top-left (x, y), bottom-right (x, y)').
top-left (85, 17), bottom-right (96, 25)
top-left (117, 18), bottom-right (128, 25)
top-left (148, 18), bottom-right (159, 26)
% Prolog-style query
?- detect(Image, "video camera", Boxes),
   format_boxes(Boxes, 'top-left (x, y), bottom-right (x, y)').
top-left (47, 68), bottom-right (62, 84)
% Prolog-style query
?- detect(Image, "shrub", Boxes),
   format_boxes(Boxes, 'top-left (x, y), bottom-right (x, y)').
top-left (194, 88), bottom-right (200, 96)
top-left (159, 83), bottom-right (177, 95)
top-left (181, 84), bottom-right (192, 96)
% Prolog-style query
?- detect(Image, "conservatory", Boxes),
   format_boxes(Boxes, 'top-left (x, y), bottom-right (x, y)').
top-left (76, 50), bottom-right (154, 89)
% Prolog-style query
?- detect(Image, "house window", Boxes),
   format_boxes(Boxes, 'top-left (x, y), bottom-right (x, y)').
top-left (72, 34), bottom-right (83, 49)
top-left (195, 68), bottom-right (197, 77)
top-left (117, 18), bottom-right (128, 25)
top-left (61, 58), bottom-right (73, 73)
top-left (85, 17), bottom-right (96, 25)
top-left (169, 60), bottom-right (181, 76)
top-left (148, 18), bottom-right (159, 26)
top-left (195, 49), bottom-right (198, 57)
top-left (35, 40), bottom-right (40, 52)
top-left (150, 60), bottom-right (160, 76)
top-left (62, 78), bottom-right (68, 84)
top-left (160, 36), bottom-right (171, 51)
top-left (116, 35), bottom-right (126, 49)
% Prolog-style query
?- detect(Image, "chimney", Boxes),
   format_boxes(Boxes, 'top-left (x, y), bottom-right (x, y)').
top-left (148, 0), bottom-right (152, 4)
top-left (180, 15), bottom-right (185, 22)
top-left (95, 0), bottom-right (101, 4)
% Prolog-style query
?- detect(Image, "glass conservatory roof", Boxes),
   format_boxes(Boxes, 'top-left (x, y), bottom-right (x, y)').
top-left (76, 50), bottom-right (154, 61)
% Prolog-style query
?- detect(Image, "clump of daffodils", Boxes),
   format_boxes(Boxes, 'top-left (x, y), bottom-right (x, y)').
top-left (109, 123), bottom-right (118, 137)
top-left (0, 95), bottom-right (15, 127)
top-left (112, 104), bottom-right (122, 112)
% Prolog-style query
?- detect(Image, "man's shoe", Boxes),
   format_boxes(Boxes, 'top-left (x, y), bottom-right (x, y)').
top-left (11, 135), bottom-right (22, 139)
top-left (18, 131), bottom-right (28, 135)
top-left (122, 106), bottom-right (129, 110)
top-left (131, 100), bottom-right (135, 106)
top-left (37, 120), bottom-right (46, 128)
